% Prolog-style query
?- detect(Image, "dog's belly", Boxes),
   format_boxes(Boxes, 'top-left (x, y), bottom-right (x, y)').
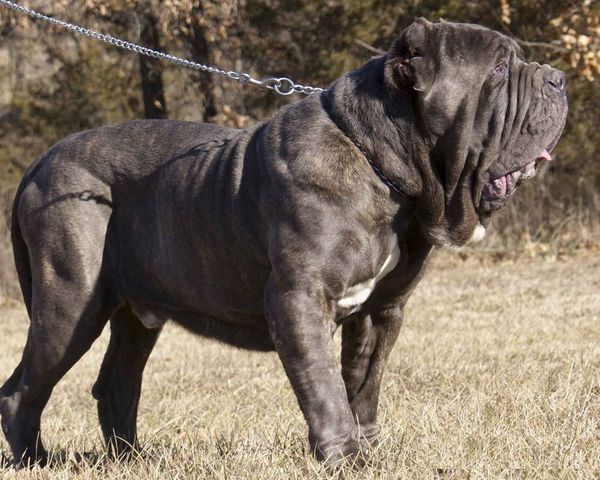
top-left (129, 301), bottom-right (275, 351)
top-left (115, 221), bottom-right (271, 327)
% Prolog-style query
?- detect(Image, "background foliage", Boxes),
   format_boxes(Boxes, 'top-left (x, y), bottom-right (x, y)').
top-left (0, 1), bottom-right (598, 297)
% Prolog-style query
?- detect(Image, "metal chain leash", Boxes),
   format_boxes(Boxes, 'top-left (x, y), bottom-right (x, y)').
top-left (0, 0), bottom-right (326, 96)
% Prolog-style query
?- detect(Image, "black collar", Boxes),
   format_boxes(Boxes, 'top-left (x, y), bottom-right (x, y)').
top-left (354, 141), bottom-right (404, 195)
top-left (320, 91), bottom-right (405, 196)
top-left (336, 133), bottom-right (404, 196)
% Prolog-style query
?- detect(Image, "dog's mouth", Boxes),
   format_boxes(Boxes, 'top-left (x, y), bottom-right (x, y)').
top-left (479, 149), bottom-right (552, 211)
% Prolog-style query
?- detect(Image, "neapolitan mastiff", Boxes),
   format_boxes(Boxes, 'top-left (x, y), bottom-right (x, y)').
top-left (1, 19), bottom-right (567, 467)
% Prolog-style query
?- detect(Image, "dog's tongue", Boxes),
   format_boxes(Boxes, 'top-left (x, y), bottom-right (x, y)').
top-left (539, 149), bottom-right (552, 162)
top-left (483, 150), bottom-right (552, 200)
top-left (521, 149), bottom-right (551, 179)
top-left (483, 149), bottom-right (553, 201)
top-left (490, 175), bottom-right (507, 197)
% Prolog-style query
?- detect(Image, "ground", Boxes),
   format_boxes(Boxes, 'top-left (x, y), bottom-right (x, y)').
top-left (0, 251), bottom-right (598, 479)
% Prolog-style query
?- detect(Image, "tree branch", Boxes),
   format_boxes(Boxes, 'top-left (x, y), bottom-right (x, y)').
top-left (514, 39), bottom-right (569, 52)
top-left (354, 38), bottom-right (385, 55)
top-left (10, 158), bottom-right (28, 172)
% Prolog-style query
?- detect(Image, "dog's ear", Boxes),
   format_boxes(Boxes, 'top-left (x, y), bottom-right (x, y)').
top-left (386, 17), bottom-right (435, 93)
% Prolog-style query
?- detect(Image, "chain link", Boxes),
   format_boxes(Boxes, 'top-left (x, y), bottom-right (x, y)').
top-left (0, 0), bottom-right (326, 96)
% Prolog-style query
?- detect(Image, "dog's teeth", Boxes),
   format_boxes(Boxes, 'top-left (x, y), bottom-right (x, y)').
top-left (509, 171), bottom-right (520, 188)
top-left (520, 161), bottom-right (537, 180)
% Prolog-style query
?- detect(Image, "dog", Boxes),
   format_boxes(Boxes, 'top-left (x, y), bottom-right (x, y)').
top-left (0, 18), bottom-right (567, 467)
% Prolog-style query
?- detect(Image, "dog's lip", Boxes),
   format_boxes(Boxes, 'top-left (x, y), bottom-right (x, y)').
top-left (480, 149), bottom-right (552, 206)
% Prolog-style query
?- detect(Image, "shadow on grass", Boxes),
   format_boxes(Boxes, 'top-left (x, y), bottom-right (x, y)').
top-left (0, 447), bottom-right (155, 473)
top-left (1, 452), bottom-right (12, 469)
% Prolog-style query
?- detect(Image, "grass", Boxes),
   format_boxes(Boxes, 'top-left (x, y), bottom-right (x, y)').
top-left (0, 251), bottom-right (599, 479)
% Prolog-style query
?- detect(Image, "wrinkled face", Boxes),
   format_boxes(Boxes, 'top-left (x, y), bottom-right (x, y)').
top-left (385, 18), bottom-right (568, 243)
top-left (476, 53), bottom-right (567, 214)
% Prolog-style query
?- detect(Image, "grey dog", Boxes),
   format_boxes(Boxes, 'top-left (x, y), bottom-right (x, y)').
top-left (0, 18), bottom-right (567, 467)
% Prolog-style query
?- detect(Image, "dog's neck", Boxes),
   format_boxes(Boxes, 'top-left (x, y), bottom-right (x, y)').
top-left (321, 56), bottom-right (423, 199)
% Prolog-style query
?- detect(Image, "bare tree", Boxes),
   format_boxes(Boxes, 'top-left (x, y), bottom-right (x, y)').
top-left (136, 4), bottom-right (167, 119)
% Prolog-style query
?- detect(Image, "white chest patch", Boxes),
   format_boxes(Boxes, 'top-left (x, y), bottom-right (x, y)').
top-left (337, 243), bottom-right (401, 309)
top-left (467, 222), bottom-right (486, 244)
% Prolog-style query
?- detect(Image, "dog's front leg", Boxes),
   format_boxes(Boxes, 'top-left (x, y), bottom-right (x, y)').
top-left (265, 276), bottom-right (363, 465)
top-left (341, 306), bottom-right (404, 447)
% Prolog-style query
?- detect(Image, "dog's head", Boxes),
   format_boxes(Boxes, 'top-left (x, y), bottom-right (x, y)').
top-left (384, 18), bottom-right (568, 246)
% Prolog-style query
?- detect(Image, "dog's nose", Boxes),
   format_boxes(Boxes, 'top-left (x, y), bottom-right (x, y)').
top-left (545, 69), bottom-right (566, 93)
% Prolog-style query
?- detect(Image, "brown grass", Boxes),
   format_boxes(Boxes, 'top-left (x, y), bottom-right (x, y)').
top-left (1, 251), bottom-right (599, 479)
top-left (0, 188), bottom-right (19, 303)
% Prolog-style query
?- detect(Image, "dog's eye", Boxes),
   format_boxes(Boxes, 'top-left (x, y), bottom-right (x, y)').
top-left (492, 61), bottom-right (508, 77)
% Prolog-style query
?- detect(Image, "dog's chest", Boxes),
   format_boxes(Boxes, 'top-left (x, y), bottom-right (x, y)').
top-left (337, 243), bottom-right (401, 309)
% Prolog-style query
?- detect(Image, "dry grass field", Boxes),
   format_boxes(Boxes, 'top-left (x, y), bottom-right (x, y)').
top-left (0, 250), bottom-right (598, 479)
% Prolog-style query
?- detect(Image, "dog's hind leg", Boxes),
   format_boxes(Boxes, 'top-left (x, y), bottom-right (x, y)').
top-left (92, 306), bottom-right (161, 459)
top-left (0, 181), bottom-right (118, 468)
top-left (0, 295), bottom-right (116, 468)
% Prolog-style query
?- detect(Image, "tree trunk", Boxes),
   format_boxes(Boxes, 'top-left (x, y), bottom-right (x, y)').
top-left (188, 0), bottom-right (247, 126)
top-left (138, 10), bottom-right (167, 119)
